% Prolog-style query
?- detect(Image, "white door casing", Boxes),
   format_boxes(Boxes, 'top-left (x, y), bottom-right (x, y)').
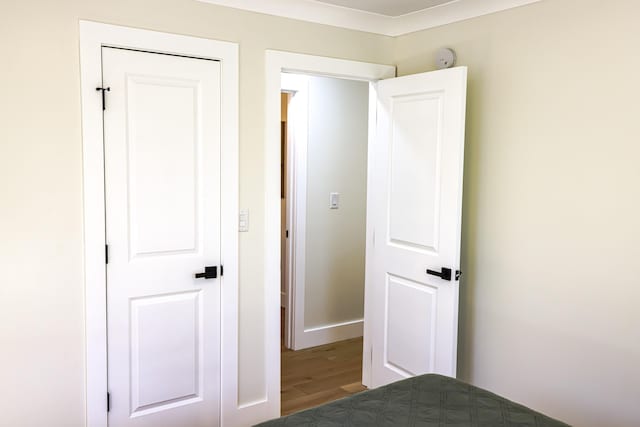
top-left (103, 47), bottom-right (221, 427)
top-left (367, 67), bottom-right (467, 387)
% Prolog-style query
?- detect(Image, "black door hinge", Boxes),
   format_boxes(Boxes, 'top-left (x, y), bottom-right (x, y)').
top-left (286, 230), bottom-right (289, 238)
top-left (107, 392), bottom-right (111, 412)
top-left (105, 244), bottom-right (109, 264)
top-left (220, 265), bottom-right (224, 277)
top-left (96, 86), bottom-right (110, 110)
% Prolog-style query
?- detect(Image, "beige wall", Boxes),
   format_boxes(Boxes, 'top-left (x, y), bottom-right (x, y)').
top-left (394, 0), bottom-right (640, 426)
top-left (303, 76), bottom-right (369, 329)
top-left (3, 0), bottom-right (640, 426)
top-left (0, 1), bottom-right (392, 425)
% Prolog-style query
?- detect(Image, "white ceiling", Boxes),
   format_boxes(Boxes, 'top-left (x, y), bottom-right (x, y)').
top-left (314, 0), bottom-right (456, 17)
top-left (197, 0), bottom-right (542, 36)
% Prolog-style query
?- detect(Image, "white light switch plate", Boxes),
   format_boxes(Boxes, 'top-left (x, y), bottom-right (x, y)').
top-left (329, 192), bottom-right (340, 209)
top-left (239, 209), bottom-right (249, 232)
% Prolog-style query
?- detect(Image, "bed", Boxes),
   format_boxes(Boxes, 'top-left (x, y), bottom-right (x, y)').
top-left (255, 374), bottom-right (569, 426)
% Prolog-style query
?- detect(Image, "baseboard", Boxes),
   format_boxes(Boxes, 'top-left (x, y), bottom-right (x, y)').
top-left (293, 319), bottom-right (363, 350)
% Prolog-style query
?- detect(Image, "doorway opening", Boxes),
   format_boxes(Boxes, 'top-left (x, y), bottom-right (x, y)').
top-left (280, 73), bottom-right (370, 415)
top-left (267, 50), bottom-right (466, 423)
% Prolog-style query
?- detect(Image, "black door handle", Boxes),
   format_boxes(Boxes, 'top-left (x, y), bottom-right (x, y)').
top-left (195, 266), bottom-right (217, 279)
top-left (426, 267), bottom-right (452, 281)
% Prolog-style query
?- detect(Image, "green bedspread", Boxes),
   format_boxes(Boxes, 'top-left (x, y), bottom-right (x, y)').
top-left (256, 374), bottom-right (569, 427)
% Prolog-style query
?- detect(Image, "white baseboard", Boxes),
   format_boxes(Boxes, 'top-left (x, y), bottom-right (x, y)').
top-left (293, 319), bottom-right (363, 350)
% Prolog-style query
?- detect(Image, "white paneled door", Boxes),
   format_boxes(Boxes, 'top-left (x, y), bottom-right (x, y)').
top-left (368, 67), bottom-right (467, 387)
top-left (102, 47), bottom-right (221, 427)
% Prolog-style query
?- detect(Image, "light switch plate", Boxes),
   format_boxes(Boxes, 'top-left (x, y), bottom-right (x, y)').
top-left (329, 192), bottom-right (340, 209)
top-left (239, 209), bottom-right (249, 232)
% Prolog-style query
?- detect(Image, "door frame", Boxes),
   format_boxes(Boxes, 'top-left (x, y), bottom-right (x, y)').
top-left (265, 51), bottom-right (395, 405)
top-left (279, 77), bottom-right (307, 351)
top-left (280, 74), bottom-right (308, 352)
top-left (79, 21), bottom-right (239, 427)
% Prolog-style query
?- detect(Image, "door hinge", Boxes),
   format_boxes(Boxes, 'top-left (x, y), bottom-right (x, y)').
top-left (220, 265), bottom-right (224, 277)
top-left (105, 244), bottom-right (109, 264)
top-left (286, 230), bottom-right (289, 238)
top-left (96, 86), bottom-right (110, 111)
top-left (107, 392), bottom-right (111, 412)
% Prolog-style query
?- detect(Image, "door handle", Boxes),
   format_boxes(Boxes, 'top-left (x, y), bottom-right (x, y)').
top-left (426, 267), bottom-right (452, 281)
top-left (195, 266), bottom-right (218, 279)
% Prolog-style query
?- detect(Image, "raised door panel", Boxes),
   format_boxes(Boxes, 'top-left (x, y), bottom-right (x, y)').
top-left (127, 76), bottom-right (201, 259)
top-left (388, 92), bottom-right (443, 255)
top-left (385, 274), bottom-right (437, 377)
top-left (131, 291), bottom-right (203, 416)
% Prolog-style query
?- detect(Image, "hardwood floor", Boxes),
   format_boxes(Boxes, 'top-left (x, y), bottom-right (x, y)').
top-left (281, 337), bottom-right (367, 416)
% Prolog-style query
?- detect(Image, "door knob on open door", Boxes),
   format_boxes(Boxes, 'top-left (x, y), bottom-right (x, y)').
top-left (426, 267), bottom-right (452, 281)
top-left (195, 266), bottom-right (218, 279)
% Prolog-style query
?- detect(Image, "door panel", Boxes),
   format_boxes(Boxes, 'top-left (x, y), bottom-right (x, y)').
top-left (130, 291), bottom-right (202, 414)
top-left (385, 274), bottom-right (437, 377)
top-left (388, 92), bottom-right (443, 252)
top-left (103, 47), bottom-right (221, 427)
top-left (368, 67), bottom-right (467, 388)
top-left (127, 76), bottom-right (200, 257)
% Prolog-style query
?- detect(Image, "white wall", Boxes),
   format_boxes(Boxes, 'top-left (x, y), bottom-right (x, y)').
top-left (0, 1), bottom-right (392, 425)
top-left (394, 0), bottom-right (640, 426)
top-left (303, 76), bottom-right (369, 330)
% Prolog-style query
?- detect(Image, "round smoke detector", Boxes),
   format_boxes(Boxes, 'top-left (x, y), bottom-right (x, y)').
top-left (435, 48), bottom-right (456, 69)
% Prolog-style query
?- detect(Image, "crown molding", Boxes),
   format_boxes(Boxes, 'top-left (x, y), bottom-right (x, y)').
top-left (196, 0), bottom-right (542, 36)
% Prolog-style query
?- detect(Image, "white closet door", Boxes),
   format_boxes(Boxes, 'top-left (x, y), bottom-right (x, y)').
top-left (102, 46), bottom-right (221, 427)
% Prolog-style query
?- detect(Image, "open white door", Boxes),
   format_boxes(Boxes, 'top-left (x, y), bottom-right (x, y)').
top-left (366, 67), bottom-right (467, 388)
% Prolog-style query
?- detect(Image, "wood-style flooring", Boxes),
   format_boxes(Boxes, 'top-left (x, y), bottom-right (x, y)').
top-left (281, 336), bottom-right (367, 415)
